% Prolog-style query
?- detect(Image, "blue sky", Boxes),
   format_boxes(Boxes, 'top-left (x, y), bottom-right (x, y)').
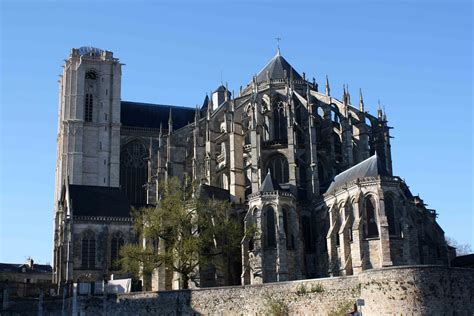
top-left (0, 0), bottom-right (472, 264)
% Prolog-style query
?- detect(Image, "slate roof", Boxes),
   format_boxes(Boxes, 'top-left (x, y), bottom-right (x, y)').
top-left (214, 85), bottom-right (227, 93)
top-left (451, 254), bottom-right (474, 268)
top-left (0, 263), bottom-right (52, 274)
top-left (78, 46), bottom-right (105, 56)
top-left (121, 101), bottom-right (195, 130)
top-left (255, 52), bottom-right (303, 83)
top-left (326, 154), bottom-right (388, 194)
top-left (68, 185), bottom-right (131, 218)
top-left (260, 171), bottom-right (282, 192)
top-left (199, 184), bottom-right (230, 201)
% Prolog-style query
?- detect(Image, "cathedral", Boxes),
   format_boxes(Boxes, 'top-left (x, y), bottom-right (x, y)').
top-left (53, 46), bottom-right (449, 289)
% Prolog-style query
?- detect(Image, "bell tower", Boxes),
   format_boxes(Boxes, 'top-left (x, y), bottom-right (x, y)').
top-left (54, 47), bottom-right (122, 202)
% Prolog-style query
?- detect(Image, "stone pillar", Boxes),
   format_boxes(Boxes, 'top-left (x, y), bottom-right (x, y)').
top-left (307, 95), bottom-right (320, 198)
top-left (350, 197), bottom-right (364, 274)
top-left (276, 204), bottom-right (289, 281)
top-left (249, 206), bottom-right (264, 284)
top-left (378, 195), bottom-right (393, 267)
top-left (229, 114), bottom-right (245, 203)
top-left (286, 97), bottom-right (297, 196)
top-left (250, 104), bottom-right (261, 193)
top-left (342, 118), bottom-right (354, 168)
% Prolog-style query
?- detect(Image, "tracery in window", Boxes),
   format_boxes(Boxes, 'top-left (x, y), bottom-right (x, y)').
top-left (81, 231), bottom-right (96, 269)
top-left (267, 154), bottom-right (289, 184)
top-left (120, 140), bottom-right (148, 206)
top-left (272, 101), bottom-right (287, 140)
top-left (84, 94), bottom-right (93, 122)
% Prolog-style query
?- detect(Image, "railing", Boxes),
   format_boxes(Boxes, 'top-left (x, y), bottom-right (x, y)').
top-left (262, 139), bottom-right (288, 149)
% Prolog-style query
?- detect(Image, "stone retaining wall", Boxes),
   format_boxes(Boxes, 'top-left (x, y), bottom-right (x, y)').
top-left (2, 266), bottom-right (473, 315)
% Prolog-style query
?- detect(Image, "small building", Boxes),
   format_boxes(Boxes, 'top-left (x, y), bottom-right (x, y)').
top-left (0, 258), bottom-right (52, 297)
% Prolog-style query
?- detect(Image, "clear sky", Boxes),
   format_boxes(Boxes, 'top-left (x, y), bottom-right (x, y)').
top-left (0, 0), bottom-right (472, 264)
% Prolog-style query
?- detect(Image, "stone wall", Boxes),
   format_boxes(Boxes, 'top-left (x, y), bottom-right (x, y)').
top-left (3, 266), bottom-right (473, 315)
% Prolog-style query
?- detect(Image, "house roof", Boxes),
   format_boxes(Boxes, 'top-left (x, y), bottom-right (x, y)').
top-left (121, 101), bottom-right (195, 130)
top-left (68, 185), bottom-right (131, 218)
top-left (255, 51), bottom-right (303, 83)
top-left (326, 154), bottom-right (388, 194)
top-left (451, 254), bottom-right (474, 268)
top-left (0, 263), bottom-right (52, 274)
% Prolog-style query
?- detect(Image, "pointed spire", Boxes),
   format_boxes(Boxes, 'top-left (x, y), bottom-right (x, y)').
top-left (194, 105), bottom-right (199, 124)
top-left (225, 82), bottom-right (229, 102)
top-left (359, 88), bottom-right (365, 112)
top-left (343, 84), bottom-right (347, 105)
top-left (346, 84), bottom-right (351, 104)
top-left (168, 108), bottom-right (173, 134)
top-left (377, 100), bottom-right (383, 119)
top-left (325, 75), bottom-right (330, 96)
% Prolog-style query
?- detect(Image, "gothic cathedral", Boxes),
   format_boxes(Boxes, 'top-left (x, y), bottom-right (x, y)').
top-left (53, 47), bottom-right (449, 289)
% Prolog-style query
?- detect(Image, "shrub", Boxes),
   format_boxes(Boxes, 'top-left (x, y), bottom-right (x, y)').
top-left (296, 283), bottom-right (308, 295)
top-left (264, 296), bottom-right (289, 316)
top-left (310, 283), bottom-right (324, 293)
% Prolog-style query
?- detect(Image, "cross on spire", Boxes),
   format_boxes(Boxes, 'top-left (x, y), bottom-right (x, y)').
top-left (275, 37), bottom-right (282, 55)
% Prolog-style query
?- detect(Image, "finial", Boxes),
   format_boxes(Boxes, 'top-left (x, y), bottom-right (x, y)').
top-left (325, 75), bottom-right (330, 96)
top-left (194, 105), bottom-right (199, 123)
top-left (275, 37), bottom-right (282, 55)
top-left (168, 108), bottom-right (173, 134)
top-left (359, 88), bottom-right (364, 112)
top-left (225, 82), bottom-right (229, 102)
top-left (343, 84), bottom-right (347, 104)
top-left (346, 84), bottom-right (351, 104)
top-left (377, 100), bottom-right (383, 118)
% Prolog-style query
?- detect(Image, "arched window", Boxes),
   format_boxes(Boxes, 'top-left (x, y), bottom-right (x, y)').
top-left (81, 231), bottom-right (96, 269)
top-left (273, 102), bottom-right (287, 140)
top-left (84, 94), bottom-right (93, 122)
top-left (385, 196), bottom-right (397, 236)
top-left (110, 232), bottom-right (125, 269)
top-left (120, 140), bottom-right (148, 206)
top-left (267, 154), bottom-right (289, 184)
top-left (282, 208), bottom-right (294, 249)
top-left (84, 71), bottom-right (97, 122)
top-left (344, 203), bottom-right (354, 242)
top-left (265, 207), bottom-right (276, 248)
top-left (365, 196), bottom-right (379, 238)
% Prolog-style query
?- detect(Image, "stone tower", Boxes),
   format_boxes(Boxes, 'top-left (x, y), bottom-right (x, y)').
top-left (53, 47), bottom-right (122, 284)
top-left (54, 47), bottom-right (122, 201)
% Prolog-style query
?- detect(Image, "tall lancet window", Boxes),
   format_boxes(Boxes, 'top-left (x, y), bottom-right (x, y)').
top-left (365, 196), bottom-right (379, 238)
top-left (110, 231), bottom-right (125, 270)
top-left (273, 101), bottom-right (287, 141)
top-left (120, 140), bottom-right (148, 206)
top-left (265, 207), bottom-right (276, 248)
top-left (81, 231), bottom-right (96, 269)
top-left (267, 154), bottom-right (289, 184)
top-left (84, 71), bottom-right (97, 122)
top-left (385, 195), bottom-right (397, 236)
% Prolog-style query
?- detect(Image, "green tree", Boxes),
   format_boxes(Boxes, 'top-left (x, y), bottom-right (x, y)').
top-left (120, 177), bottom-right (244, 290)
